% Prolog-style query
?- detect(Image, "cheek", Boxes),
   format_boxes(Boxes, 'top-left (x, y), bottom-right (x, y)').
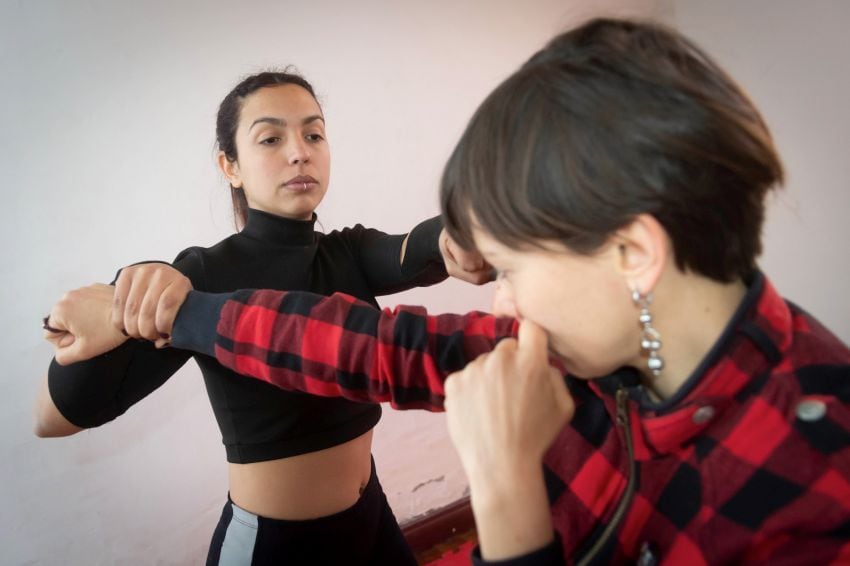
top-left (532, 282), bottom-right (633, 368)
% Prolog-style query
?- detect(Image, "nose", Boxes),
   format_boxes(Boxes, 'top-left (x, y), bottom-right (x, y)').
top-left (491, 279), bottom-right (519, 319)
top-left (287, 138), bottom-right (310, 165)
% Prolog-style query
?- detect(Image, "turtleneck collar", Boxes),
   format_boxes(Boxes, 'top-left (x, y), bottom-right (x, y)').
top-left (240, 208), bottom-right (317, 246)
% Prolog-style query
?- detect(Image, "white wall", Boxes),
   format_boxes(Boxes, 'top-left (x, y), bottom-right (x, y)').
top-left (672, 0), bottom-right (850, 345)
top-left (11, 0), bottom-right (848, 565)
top-left (1, 1), bottom-right (669, 564)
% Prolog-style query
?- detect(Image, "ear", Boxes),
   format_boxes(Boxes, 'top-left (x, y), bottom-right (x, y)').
top-left (612, 214), bottom-right (669, 295)
top-left (217, 151), bottom-right (243, 189)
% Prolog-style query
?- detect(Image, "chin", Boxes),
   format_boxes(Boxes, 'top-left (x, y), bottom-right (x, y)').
top-left (554, 356), bottom-right (609, 380)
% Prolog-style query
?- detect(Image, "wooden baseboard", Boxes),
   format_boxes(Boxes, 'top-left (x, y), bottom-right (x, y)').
top-left (402, 496), bottom-right (475, 554)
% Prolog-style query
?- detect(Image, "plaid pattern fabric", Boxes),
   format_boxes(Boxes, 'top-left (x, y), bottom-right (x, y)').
top-left (192, 273), bottom-right (850, 564)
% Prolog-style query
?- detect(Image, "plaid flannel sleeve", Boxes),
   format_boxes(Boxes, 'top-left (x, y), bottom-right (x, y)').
top-left (172, 289), bottom-right (517, 410)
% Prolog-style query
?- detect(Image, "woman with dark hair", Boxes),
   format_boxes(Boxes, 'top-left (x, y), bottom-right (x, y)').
top-left (34, 70), bottom-right (488, 565)
top-left (46, 18), bottom-right (850, 565)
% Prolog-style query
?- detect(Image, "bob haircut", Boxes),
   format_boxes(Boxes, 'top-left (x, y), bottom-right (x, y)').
top-left (440, 18), bottom-right (784, 282)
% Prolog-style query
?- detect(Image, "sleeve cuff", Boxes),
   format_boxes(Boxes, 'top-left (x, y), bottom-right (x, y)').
top-left (471, 536), bottom-right (565, 566)
top-left (171, 291), bottom-right (231, 358)
top-left (401, 215), bottom-right (448, 281)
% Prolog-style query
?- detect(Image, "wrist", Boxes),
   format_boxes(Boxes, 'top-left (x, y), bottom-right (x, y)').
top-left (467, 463), bottom-right (555, 561)
top-left (467, 460), bottom-right (546, 510)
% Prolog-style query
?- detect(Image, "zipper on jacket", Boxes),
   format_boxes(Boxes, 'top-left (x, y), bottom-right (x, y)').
top-left (577, 387), bottom-right (638, 566)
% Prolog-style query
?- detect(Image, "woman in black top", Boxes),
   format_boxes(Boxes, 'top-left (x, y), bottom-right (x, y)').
top-left (35, 71), bottom-right (485, 565)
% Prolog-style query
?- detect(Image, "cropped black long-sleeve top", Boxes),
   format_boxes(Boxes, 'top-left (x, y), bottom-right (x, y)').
top-left (48, 209), bottom-right (447, 463)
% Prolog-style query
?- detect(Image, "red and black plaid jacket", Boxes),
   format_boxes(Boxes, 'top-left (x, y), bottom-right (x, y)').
top-left (172, 272), bottom-right (850, 565)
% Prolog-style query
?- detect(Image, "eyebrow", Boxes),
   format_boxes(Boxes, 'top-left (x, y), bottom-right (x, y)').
top-left (248, 115), bottom-right (325, 132)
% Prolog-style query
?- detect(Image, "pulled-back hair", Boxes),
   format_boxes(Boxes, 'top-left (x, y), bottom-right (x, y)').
top-left (216, 69), bottom-right (319, 229)
top-left (440, 18), bottom-right (783, 282)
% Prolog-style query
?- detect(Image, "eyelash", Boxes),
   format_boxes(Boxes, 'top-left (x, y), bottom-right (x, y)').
top-left (259, 133), bottom-right (324, 146)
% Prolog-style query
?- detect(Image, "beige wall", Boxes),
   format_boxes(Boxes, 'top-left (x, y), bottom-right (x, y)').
top-left (672, 0), bottom-right (850, 344)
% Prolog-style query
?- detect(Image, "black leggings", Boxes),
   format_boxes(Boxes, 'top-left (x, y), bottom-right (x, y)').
top-left (206, 458), bottom-right (417, 566)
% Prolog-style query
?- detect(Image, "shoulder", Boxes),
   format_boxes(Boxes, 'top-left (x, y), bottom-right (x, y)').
top-left (172, 234), bottom-right (241, 288)
top-left (316, 223), bottom-right (388, 250)
top-left (786, 301), bottom-right (850, 365)
top-left (754, 329), bottom-right (850, 467)
top-left (321, 223), bottom-right (383, 241)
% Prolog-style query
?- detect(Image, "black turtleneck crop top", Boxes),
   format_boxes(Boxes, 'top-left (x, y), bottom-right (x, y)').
top-left (48, 209), bottom-right (447, 463)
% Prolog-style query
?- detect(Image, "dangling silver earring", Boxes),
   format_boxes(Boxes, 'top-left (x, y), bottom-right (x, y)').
top-left (632, 287), bottom-right (664, 377)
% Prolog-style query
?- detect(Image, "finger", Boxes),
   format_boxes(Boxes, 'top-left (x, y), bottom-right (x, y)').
top-left (43, 311), bottom-right (68, 333)
top-left (122, 270), bottom-right (152, 338)
top-left (447, 238), bottom-right (484, 271)
top-left (439, 230), bottom-right (457, 264)
top-left (137, 280), bottom-right (167, 340)
top-left (453, 269), bottom-right (492, 286)
top-left (443, 371), bottom-right (461, 404)
top-left (55, 337), bottom-right (84, 365)
top-left (43, 329), bottom-right (71, 346)
top-left (493, 335), bottom-right (517, 350)
top-left (516, 320), bottom-right (550, 363)
top-left (459, 255), bottom-right (484, 272)
top-left (112, 269), bottom-right (133, 330)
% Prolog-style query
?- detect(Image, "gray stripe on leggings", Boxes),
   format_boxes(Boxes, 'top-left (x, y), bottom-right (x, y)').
top-left (218, 502), bottom-right (259, 566)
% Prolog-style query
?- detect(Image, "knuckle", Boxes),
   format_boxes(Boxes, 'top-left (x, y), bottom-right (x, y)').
top-left (125, 300), bottom-right (139, 315)
top-left (159, 294), bottom-right (176, 311)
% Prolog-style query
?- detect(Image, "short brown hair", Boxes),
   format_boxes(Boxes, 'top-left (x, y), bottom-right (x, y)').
top-left (440, 18), bottom-right (783, 282)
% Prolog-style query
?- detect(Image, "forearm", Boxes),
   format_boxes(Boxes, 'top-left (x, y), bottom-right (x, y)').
top-left (46, 342), bottom-right (137, 428)
top-left (399, 215), bottom-right (447, 280)
top-left (357, 216), bottom-right (448, 295)
top-left (33, 375), bottom-right (84, 437)
top-left (171, 289), bottom-right (516, 409)
top-left (469, 464), bottom-right (558, 563)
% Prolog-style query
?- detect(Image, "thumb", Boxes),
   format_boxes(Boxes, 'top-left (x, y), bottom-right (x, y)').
top-left (54, 336), bottom-right (83, 366)
top-left (517, 320), bottom-right (549, 362)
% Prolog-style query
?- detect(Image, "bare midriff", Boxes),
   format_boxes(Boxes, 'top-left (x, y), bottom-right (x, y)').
top-left (227, 429), bottom-right (374, 520)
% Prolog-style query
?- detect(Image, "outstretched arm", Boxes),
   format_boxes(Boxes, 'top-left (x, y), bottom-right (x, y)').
top-left (36, 257), bottom-right (196, 438)
top-left (354, 216), bottom-right (492, 295)
top-left (47, 268), bottom-right (516, 411)
top-left (171, 289), bottom-right (517, 410)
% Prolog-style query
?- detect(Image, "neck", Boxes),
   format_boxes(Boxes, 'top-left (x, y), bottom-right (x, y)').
top-left (638, 271), bottom-right (747, 400)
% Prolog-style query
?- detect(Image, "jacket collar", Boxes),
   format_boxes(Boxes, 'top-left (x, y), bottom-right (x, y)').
top-left (591, 271), bottom-right (792, 458)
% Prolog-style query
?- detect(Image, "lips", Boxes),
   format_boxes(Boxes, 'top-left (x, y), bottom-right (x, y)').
top-left (284, 175), bottom-right (318, 187)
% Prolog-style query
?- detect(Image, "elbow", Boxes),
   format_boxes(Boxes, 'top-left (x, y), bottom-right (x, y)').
top-left (33, 418), bottom-right (83, 438)
top-left (33, 416), bottom-right (57, 438)
top-left (33, 420), bottom-right (53, 438)
top-left (33, 414), bottom-right (66, 438)
top-left (32, 405), bottom-right (84, 438)
top-left (34, 376), bottom-right (84, 438)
